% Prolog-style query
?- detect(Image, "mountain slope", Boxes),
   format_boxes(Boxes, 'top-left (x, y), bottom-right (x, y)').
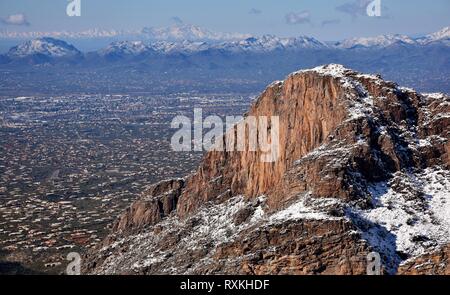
top-left (336, 26), bottom-right (450, 49)
top-left (7, 37), bottom-right (81, 58)
top-left (335, 34), bottom-right (417, 49)
top-left (216, 35), bottom-right (327, 52)
top-left (4, 37), bottom-right (82, 64)
top-left (417, 26), bottom-right (450, 46)
top-left (84, 64), bottom-right (449, 275)
top-left (99, 41), bottom-right (151, 56)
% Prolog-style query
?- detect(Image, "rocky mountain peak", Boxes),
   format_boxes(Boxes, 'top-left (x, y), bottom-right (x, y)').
top-left (7, 37), bottom-right (81, 58)
top-left (84, 64), bottom-right (449, 275)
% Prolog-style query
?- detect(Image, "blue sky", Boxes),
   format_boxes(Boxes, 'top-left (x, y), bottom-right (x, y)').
top-left (0, 0), bottom-right (449, 40)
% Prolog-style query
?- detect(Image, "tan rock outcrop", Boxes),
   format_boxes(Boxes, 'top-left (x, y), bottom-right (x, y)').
top-left (112, 178), bottom-right (184, 232)
top-left (399, 244), bottom-right (450, 275)
top-left (84, 65), bottom-right (449, 275)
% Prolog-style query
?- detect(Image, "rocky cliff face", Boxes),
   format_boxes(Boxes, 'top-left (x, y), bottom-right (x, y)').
top-left (83, 64), bottom-right (449, 275)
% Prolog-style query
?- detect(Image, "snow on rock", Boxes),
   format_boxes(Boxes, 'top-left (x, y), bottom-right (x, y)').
top-left (293, 63), bottom-right (352, 78)
top-left (348, 166), bottom-right (450, 274)
top-left (270, 195), bottom-right (343, 223)
top-left (423, 92), bottom-right (444, 99)
top-left (420, 93), bottom-right (450, 126)
top-left (91, 193), bottom-right (342, 274)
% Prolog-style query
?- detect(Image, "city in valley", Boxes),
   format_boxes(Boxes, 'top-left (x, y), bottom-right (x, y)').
top-left (0, 92), bottom-right (252, 273)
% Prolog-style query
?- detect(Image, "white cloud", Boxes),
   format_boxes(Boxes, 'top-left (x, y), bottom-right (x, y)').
top-left (2, 14), bottom-right (30, 26)
top-left (285, 11), bottom-right (311, 25)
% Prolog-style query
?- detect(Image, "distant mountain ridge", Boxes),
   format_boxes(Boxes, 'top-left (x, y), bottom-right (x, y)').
top-left (1, 26), bottom-right (449, 60)
top-left (336, 27), bottom-right (450, 49)
top-left (335, 34), bottom-right (417, 49)
top-left (416, 26), bottom-right (450, 46)
top-left (0, 23), bottom-right (250, 42)
top-left (0, 26), bottom-right (448, 95)
top-left (96, 35), bottom-right (328, 58)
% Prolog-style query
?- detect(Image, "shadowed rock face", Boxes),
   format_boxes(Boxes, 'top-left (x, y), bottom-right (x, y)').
top-left (84, 64), bottom-right (449, 275)
top-left (111, 179), bottom-right (185, 233)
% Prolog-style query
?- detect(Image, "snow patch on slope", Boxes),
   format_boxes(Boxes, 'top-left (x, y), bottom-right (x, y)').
top-left (270, 196), bottom-right (342, 223)
top-left (92, 193), bottom-right (343, 274)
top-left (349, 166), bottom-right (450, 274)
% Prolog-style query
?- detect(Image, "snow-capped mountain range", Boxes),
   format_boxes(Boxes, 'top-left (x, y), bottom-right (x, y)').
top-left (1, 22), bottom-right (448, 49)
top-left (1, 26), bottom-right (449, 59)
top-left (0, 23), bottom-right (250, 42)
top-left (95, 35), bottom-right (327, 58)
top-left (336, 27), bottom-right (450, 49)
top-left (89, 26), bottom-right (450, 56)
top-left (335, 34), bottom-right (417, 49)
